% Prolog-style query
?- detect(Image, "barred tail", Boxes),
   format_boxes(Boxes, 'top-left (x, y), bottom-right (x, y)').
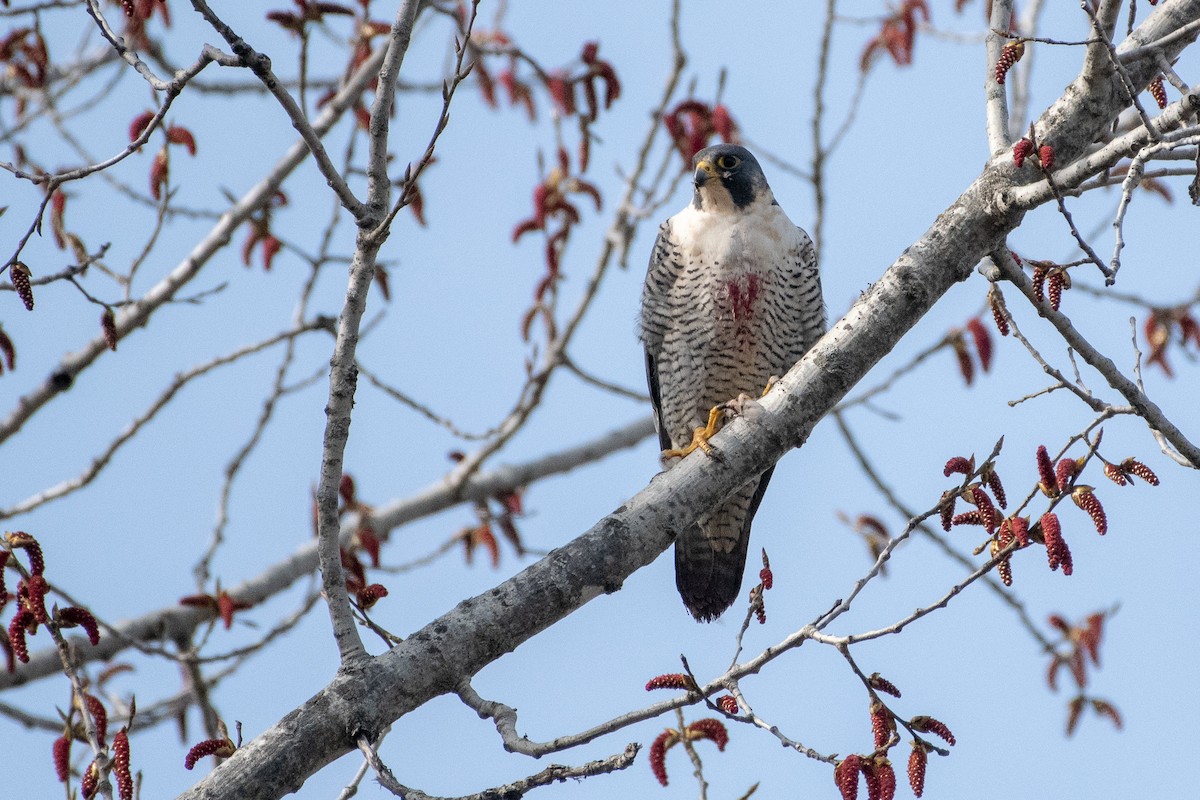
top-left (674, 467), bottom-right (775, 622)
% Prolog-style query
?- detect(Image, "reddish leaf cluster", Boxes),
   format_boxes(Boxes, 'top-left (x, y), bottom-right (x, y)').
top-left (512, 148), bottom-right (601, 332)
top-left (128, 110), bottom-right (198, 201)
top-left (461, 523), bottom-right (500, 569)
top-left (940, 457), bottom-right (1006, 540)
top-left (994, 40), bottom-right (1025, 84)
top-left (240, 191), bottom-right (289, 271)
top-left (1046, 612), bottom-right (1122, 735)
top-left (328, 472), bottom-right (390, 609)
top-left (179, 589), bottom-right (254, 630)
top-left (832, 669), bottom-right (950, 799)
top-left (1013, 138), bottom-right (1057, 174)
top-left (846, 515), bottom-right (890, 573)
top-left (0, 27), bottom-right (49, 95)
top-left (1143, 306), bottom-right (1200, 376)
top-left (3, 532), bottom-right (99, 669)
top-left (542, 41), bottom-right (620, 122)
top-left (1025, 259), bottom-right (1069, 311)
top-left (646, 718), bottom-right (730, 786)
top-left (115, 1), bottom-right (172, 64)
top-left (662, 99), bottom-right (739, 166)
top-left (948, 316), bottom-right (993, 385)
top-left (265, 0), bottom-right (354, 33)
top-left (860, 0), bottom-right (930, 72)
top-left (834, 753), bottom-right (898, 800)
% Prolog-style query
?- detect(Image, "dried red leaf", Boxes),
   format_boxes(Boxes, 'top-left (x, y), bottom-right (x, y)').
top-left (150, 148), bottom-right (169, 200)
top-left (951, 333), bottom-right (973, 386)
top-left (967, 317), bottom-right (993, 372)
top-left (1091, 698), bottom-right (1123, 730)
top-left (167, 124), bottom-right (197, 155)
top-left (1065, 695), bottom-right (1085, 736)
top-left (128, 110), bottom-right (156, 142)
top-left (260, 235), bottom-right (282, 271)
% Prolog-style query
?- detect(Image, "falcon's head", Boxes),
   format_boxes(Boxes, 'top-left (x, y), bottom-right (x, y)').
top-left (690, 144), bottom-right (773, 213)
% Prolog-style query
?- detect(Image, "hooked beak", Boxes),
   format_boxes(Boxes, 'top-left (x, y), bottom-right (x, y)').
top-left (693, 159), bottom-right (716, 188)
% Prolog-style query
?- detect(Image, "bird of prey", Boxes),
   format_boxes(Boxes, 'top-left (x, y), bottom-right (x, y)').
top-left (638, 143), bottom-right (825, 621)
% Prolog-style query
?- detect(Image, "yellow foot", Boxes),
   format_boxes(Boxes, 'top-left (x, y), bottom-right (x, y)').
top-left (663, 405), bottom-right (724, 460)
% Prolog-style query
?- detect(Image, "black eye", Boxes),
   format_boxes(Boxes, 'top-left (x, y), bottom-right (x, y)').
top-left (716, 154), bottom-right (740, 170)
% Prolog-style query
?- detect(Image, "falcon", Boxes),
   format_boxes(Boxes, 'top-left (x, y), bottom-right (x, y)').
top-left (638, 143), bottom-right (825, 621)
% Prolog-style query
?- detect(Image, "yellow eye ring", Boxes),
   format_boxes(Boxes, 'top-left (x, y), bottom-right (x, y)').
top-left (716, 155), bottom-right (740, 170)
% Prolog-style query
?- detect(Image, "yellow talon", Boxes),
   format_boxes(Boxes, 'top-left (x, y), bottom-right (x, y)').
top-left (663, 405), bottom-right (724, 459)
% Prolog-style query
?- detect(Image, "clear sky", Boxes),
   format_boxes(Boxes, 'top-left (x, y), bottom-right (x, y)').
top-left (1, 2), bottom-right (1196, 798)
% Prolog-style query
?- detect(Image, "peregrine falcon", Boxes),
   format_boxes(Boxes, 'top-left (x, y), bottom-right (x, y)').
top-left (638, 143), bottom-right (825, 621)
